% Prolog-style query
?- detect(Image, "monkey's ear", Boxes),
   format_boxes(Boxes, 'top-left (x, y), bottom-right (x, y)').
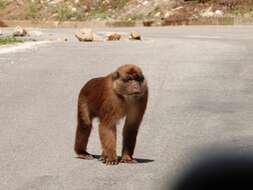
top-left (112, 71), bottom-right (120, 80)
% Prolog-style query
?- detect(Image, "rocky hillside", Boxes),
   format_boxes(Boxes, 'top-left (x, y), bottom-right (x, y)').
top-left (0, 0), bottom-right (253, 23)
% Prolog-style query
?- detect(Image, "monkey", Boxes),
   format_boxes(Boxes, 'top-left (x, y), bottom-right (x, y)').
top-left (74, 64), bottom-right (148, 165)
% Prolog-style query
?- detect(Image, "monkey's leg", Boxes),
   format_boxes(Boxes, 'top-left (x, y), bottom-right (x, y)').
top-left (74, 104), bottom-right (94, 160)
top-left (99, 123), bottom-right (118, 165)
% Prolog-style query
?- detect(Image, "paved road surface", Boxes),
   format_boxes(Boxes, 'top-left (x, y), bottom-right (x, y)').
top-left (1, 26), bottom-right (253, 190)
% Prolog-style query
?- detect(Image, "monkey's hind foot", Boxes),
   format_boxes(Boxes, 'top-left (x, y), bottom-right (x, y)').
top-left (105, 159), bottom-right (119, 165)
top-left (76, 153), bottom-right (94, 160)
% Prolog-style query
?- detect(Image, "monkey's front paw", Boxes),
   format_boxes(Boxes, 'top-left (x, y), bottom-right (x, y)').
top-left (121, 155), bottom-right (138, 164)
top-left (77, 154), bottom-right (94, 160)
top-left (104, 159), bottom-right (119, 165)
top-left (120, 159), bottom-right (138, 164)
top-left (99, 155), bottom-right (106, 162)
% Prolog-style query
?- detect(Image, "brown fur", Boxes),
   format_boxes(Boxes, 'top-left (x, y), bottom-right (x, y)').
top-left (74, 64), bottom-right (148, 165)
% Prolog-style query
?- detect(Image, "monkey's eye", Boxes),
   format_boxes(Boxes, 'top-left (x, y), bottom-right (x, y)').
top-left (136, 75), bottom-right (144, 82)
top-left (122, 76), bottom-right (132, 82)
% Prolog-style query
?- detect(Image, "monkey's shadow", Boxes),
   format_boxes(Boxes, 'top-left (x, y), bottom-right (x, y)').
top-left (91, 155), bottom-right (154, 164)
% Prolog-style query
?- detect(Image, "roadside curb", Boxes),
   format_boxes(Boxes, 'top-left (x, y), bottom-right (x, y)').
top-left (189, 17), bottom-right (253, 26)
top-left (1, 17), bottom-right (253, 28)
top-left (1, 20), bottom-right (143, 28)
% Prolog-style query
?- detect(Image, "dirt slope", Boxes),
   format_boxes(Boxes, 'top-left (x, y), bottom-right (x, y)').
top-left (0, 0), bottom-right (253, 24)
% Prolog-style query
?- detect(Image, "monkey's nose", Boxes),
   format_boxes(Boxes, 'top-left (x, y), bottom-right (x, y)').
top-left (133, 88), bottom-right (141, 94)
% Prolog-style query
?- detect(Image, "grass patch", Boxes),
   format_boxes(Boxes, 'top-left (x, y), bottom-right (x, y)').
top-left (0, 37), bottom-right (24, 45)
top-left (121, 13), bottom-right (145, 21)
top-left (55, 5), bottom-right (87, 22)
top-left (26, 0), bottom-right (41, 22)
top-left (0, 0), bottom-right (7, 9)
top-left (230, 8), bottom-right (242, 16)
top-left (117, 0), bottom-right (129, 9)
top-left (88, 9), bottom-right (111, 19)
top-left (57, 5), bottom-right (75, 22)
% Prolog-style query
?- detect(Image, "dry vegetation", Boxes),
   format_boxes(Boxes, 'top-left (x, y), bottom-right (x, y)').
top-left (0, 0), bottom-right (252, 23)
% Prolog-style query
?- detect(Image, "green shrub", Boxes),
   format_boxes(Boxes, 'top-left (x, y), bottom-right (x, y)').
top-left (122, 13), bottom-right (145, 21)
top-left (0, 0), bottom-right (7, 9)
top-left (0, 37), bottom-right (24, 45)
top-left (88, 9), bottom-right (111, 19)
top-left (26, 1), bottom-right (40, 21)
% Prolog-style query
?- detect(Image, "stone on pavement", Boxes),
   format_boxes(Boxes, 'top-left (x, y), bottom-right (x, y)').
top-left (13, 26), bottom-right (28, 37)
top-left (75, 28), bottom-right (94, 42)
top-left (107, 32), bottom-right (121, 41)
top-left (129, 31), bottom-right (141, 40)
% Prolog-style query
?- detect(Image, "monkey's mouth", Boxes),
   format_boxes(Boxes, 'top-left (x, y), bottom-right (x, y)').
top-left (128, 92), bottom-right (142, 96)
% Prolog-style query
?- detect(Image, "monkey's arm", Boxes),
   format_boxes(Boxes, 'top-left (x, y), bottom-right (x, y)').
top-left (121, 94), bottom-right (148, 163)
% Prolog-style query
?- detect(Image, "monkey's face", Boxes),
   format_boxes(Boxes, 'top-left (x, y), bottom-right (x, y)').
top-left (113, 65), bottom-right (147, 98)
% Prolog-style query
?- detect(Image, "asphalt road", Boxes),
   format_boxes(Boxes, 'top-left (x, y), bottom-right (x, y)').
top-left (1, 26), bottom-right (253, 190)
